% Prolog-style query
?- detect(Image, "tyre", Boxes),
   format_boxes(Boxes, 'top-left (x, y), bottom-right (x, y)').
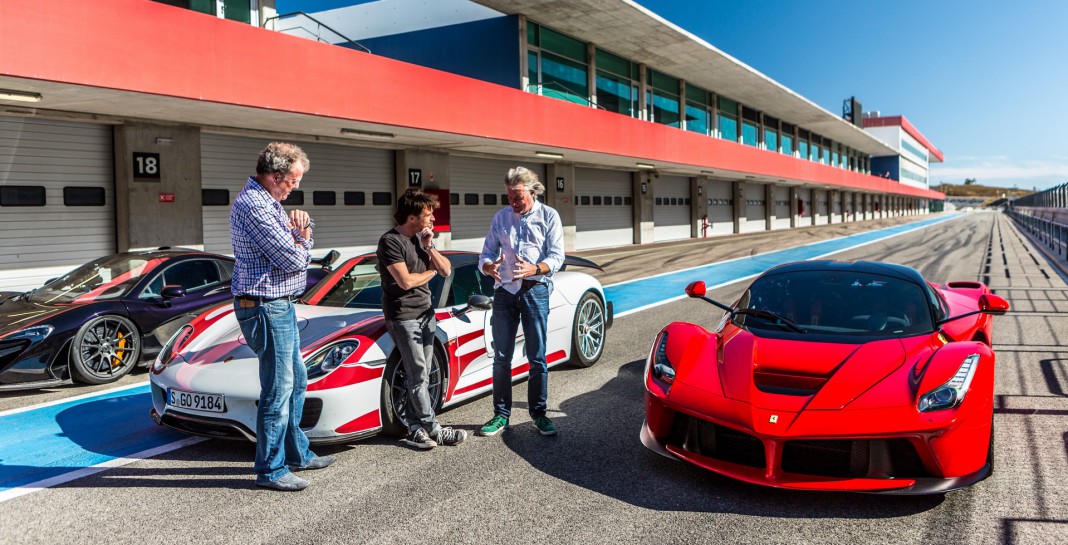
top-left (569, 291), bottom-right (606, 367)
top-left (69, 315), bottom-right (142, 384)
top-left (379, 349), bottom-right (445, 438)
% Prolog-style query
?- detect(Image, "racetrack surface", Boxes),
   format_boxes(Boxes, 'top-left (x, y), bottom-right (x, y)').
top-left (0, 211), bottom-right (1065, 545)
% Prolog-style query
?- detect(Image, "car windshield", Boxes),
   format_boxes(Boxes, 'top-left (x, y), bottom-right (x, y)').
top-left (29, 254), bottom-right (167, 304)
top-left (734, 270), bottom-right (935, 339)
top-left (302, 256), bottom-right (446, 309)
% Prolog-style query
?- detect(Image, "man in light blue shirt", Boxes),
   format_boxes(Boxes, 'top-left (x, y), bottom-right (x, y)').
top-left (477, 166), bottom-right (565, 437)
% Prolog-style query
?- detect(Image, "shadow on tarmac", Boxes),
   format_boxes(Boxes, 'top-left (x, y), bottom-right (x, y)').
top-left (500, 359), bottom-right (947, 518)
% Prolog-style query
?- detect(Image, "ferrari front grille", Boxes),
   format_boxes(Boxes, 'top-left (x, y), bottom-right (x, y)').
top-left (782, 439), bottom-right (932, 478)
top-left (668, 413), bottom-right (767, 469)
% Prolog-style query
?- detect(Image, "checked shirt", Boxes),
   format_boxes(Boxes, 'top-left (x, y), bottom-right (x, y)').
top-left (230, 177), bottom-right (313, 298)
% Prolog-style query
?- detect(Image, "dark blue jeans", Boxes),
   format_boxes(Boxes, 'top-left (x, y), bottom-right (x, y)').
top-left (491, 283), bottom-right (550, 419)
top-left (235, 299), bottom-right (315, 482)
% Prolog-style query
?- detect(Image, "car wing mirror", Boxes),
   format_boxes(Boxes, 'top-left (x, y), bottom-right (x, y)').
top-left (979, 294), bottom-right (1009, 315)
top-left (453, 294), bottom-right (492, 317)
top-left (161, 285), bottom-right (187, 300)
top-left (685, 281), bottom-right (706, 298)
top-left (312, 249), bottom-right (341, 270)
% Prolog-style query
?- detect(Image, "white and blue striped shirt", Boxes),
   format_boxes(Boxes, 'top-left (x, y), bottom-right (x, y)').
top-left (479, 200), bottom-right (565, 294)
top-left (230, 177), bottom-right (313, 298)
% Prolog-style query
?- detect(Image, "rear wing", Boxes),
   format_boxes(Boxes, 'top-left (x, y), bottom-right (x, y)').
top-left (560, 256), bottom-right (604, 272)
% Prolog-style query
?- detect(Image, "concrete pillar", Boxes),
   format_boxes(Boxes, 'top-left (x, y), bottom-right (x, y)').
top-left (790, 186), bottom-right (799, 228)
top-left (395, 149), bottom-right (451, 247)
top-left (810, 188), bottom-right (817, 226)
top-left (733, 181), bottom-right (744, 234)
top-left (692, 177), bottom-right (709, 238)
top-left (828, 190), bottom-right (836, 225)
top-left (546, 162), bottom-right (576, 251)
top-left (633, 171), bottom-right (654, 244)
top-left (765, 184), bottom-right (775, 230)
top-left (113, 123), bottom-right (203, 252)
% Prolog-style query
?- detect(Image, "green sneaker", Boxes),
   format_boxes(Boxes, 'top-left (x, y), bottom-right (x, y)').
top-left (533, 415), bottom-right (558, 436)
top-left (477, 415), bottom-right (509, 436)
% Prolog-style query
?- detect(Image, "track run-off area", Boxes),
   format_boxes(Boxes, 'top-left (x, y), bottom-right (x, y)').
top-left (1, 211), bottom-right (1065, 545)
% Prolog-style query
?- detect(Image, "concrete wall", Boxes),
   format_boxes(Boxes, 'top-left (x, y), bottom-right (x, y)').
top-left (634, 171), bottom-right (655, 244)
top-left (114, 123), bottom-right (203, 251)
top-left (546, 162), bottom-right (577, 251)
top-left (395, 149), bottom-right (451, 246)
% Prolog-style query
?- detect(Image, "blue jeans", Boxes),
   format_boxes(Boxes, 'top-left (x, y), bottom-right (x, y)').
top-left (491, 283), bottom-right (550, 419)
top-left (235, 299), bottom-right (315, 483)
top-left (385, 312), bottom-right (440, 434)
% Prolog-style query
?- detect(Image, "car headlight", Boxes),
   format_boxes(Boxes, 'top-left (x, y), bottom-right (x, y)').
top-left (152, 325), bottom-right (193, 374)
top-left (918, 353), bottom-right (979, 412)
top-left (306, 341), bottom-right (359, 379)
top-left (649, 332), bottom-right (675, 387)
top-left (7, 325), bottom-right (54, 344)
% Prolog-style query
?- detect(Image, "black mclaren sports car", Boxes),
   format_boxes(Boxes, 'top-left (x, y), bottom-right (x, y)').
top-left (0, 247), bottom-right (338, 390)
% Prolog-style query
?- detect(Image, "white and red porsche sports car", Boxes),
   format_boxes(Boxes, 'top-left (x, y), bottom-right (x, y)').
top-left (149, 252), bottom-right (611, 443)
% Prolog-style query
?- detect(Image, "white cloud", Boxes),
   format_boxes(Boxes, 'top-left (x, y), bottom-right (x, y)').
top-left (930, 158), bottom-right (1068, 190)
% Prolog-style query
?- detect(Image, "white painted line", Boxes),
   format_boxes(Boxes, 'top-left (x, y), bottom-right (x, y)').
top-left (0, 436), bottom-right (206, 504)
top-left (0, 381), bottom-right (149, 418)
top-left (603, 215), bottom-right (962, 289)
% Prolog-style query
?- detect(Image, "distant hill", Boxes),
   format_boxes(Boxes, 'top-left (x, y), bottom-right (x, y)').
top-left (935, 183), bottom-right (1034, 199)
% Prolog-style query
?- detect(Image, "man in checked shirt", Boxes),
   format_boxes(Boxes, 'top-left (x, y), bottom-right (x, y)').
top-left (230, 142), bottom-right (334, 492)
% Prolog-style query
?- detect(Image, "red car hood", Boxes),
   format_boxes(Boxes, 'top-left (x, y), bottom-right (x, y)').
top-left (713, 331), bottom-right (907, 411)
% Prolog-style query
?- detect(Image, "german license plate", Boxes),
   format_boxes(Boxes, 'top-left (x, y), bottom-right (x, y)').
top-left (167, 388), bottom-right (225, 413)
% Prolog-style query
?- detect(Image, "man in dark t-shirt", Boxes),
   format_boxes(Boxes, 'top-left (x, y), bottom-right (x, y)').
top-left (376, 189), bottom-right (465, 449)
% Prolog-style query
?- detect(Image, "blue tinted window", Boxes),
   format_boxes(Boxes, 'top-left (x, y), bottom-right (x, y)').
top-left (799, 140), bottom-right (808, 159)
top-left (781, 134), bottom-right (793, 155)
top-left (717, 114), bottom-right (738, 141)
top-left (596, 73), bottom-right (637, 116)
top-left (649, 89), bottom-right (680, 128)
top-left (685, 102), bottom-right (709, 134)
top-left (764, 128), bottom-right (778, 152)
top-left (742, 122), bottom-right (758, 147)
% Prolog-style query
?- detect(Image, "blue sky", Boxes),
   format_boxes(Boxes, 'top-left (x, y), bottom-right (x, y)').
top-left (279, 0), bottom-right (1068, 191)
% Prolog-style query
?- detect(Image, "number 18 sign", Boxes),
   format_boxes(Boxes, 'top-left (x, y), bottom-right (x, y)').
top-left (133, 152), bottom-right (161, 181)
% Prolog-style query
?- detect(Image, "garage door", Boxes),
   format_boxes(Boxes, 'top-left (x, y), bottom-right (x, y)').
top-left (575, 168), bottom-right (633, 250)
top-left (814, 189), bottom-right (828, 224)
top-left (830, 191), bottom-right (843, 223)
top-left (201, 134), bottom-right (394, 261)
top-left (772, 186), bottom-right (791, 230)
top-left (705, 180), bottom-right (733, 236)
top-left (448, 157), bottom-right (546, 252)
top-left (740, 182), bottom-right (766, 234)
top-left (653, 175), bottom-right (691, 242)
top-left (0, 116), bottom-right (115, 291)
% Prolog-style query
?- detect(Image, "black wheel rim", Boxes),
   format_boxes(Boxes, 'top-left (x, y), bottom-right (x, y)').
top-left (389, 357), bottom-right (443, 423)
top-left (78, 317), bottom-right (139, 379)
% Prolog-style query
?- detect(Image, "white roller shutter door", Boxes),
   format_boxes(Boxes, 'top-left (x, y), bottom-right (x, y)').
top-left (0, 116), bottom-right (115, 291)
top-left (575, 168), bottom-right (632, 250)
top-left (740, 182), bottom-right (766, 234)
top-left (815, 189), bottom-right (828, 224)
top-left (201, 134), bottom-right (394, 261)
top-left (772, 186), bottom-right (791, 230)
top-left (448, 157), bottom-right (545, 252)
top-left (705, 180), bottom-right (733, 236)
top-left (653, 175), bottom-right (691, 242)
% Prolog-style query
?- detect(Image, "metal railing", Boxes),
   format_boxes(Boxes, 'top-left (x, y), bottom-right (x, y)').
top-left (263, 11), bottom-right (370, 53)
top-left (1005, 208), bottom-right (1068, 258)
top-left (1011, 181), bottom-right (1067, 208)
top-left (526, 81), bottom-right (605, 110)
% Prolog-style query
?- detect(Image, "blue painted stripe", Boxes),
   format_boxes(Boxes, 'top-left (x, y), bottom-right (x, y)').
top-left (0, 385), bottom-right (186, 491)
top-left (605, 214), bottom-right (960, 314)
top-left (0, 214), bottom-right (958, 493)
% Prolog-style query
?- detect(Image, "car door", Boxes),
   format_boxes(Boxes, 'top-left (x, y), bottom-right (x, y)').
top-left (442, 263), bottom-right (499, 393)
top-left (126, 258), bottom-right (233, 351)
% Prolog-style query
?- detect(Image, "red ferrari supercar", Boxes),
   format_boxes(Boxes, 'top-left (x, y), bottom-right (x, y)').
top-left (641, 260), bottom-right (1010, 494)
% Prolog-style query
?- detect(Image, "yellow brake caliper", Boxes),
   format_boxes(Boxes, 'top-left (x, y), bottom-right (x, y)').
top-left (113, 331), bottom-right (127, 368)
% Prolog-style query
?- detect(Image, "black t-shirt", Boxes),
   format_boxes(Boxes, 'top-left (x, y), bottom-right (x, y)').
top-left (377, 228), bottom-right (432, 321)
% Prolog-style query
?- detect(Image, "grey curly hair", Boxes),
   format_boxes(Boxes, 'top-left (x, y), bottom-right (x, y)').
top-left (505, 166), bottom-right (544, 196)
top-left (256, 142), bottom-right (310, 176)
